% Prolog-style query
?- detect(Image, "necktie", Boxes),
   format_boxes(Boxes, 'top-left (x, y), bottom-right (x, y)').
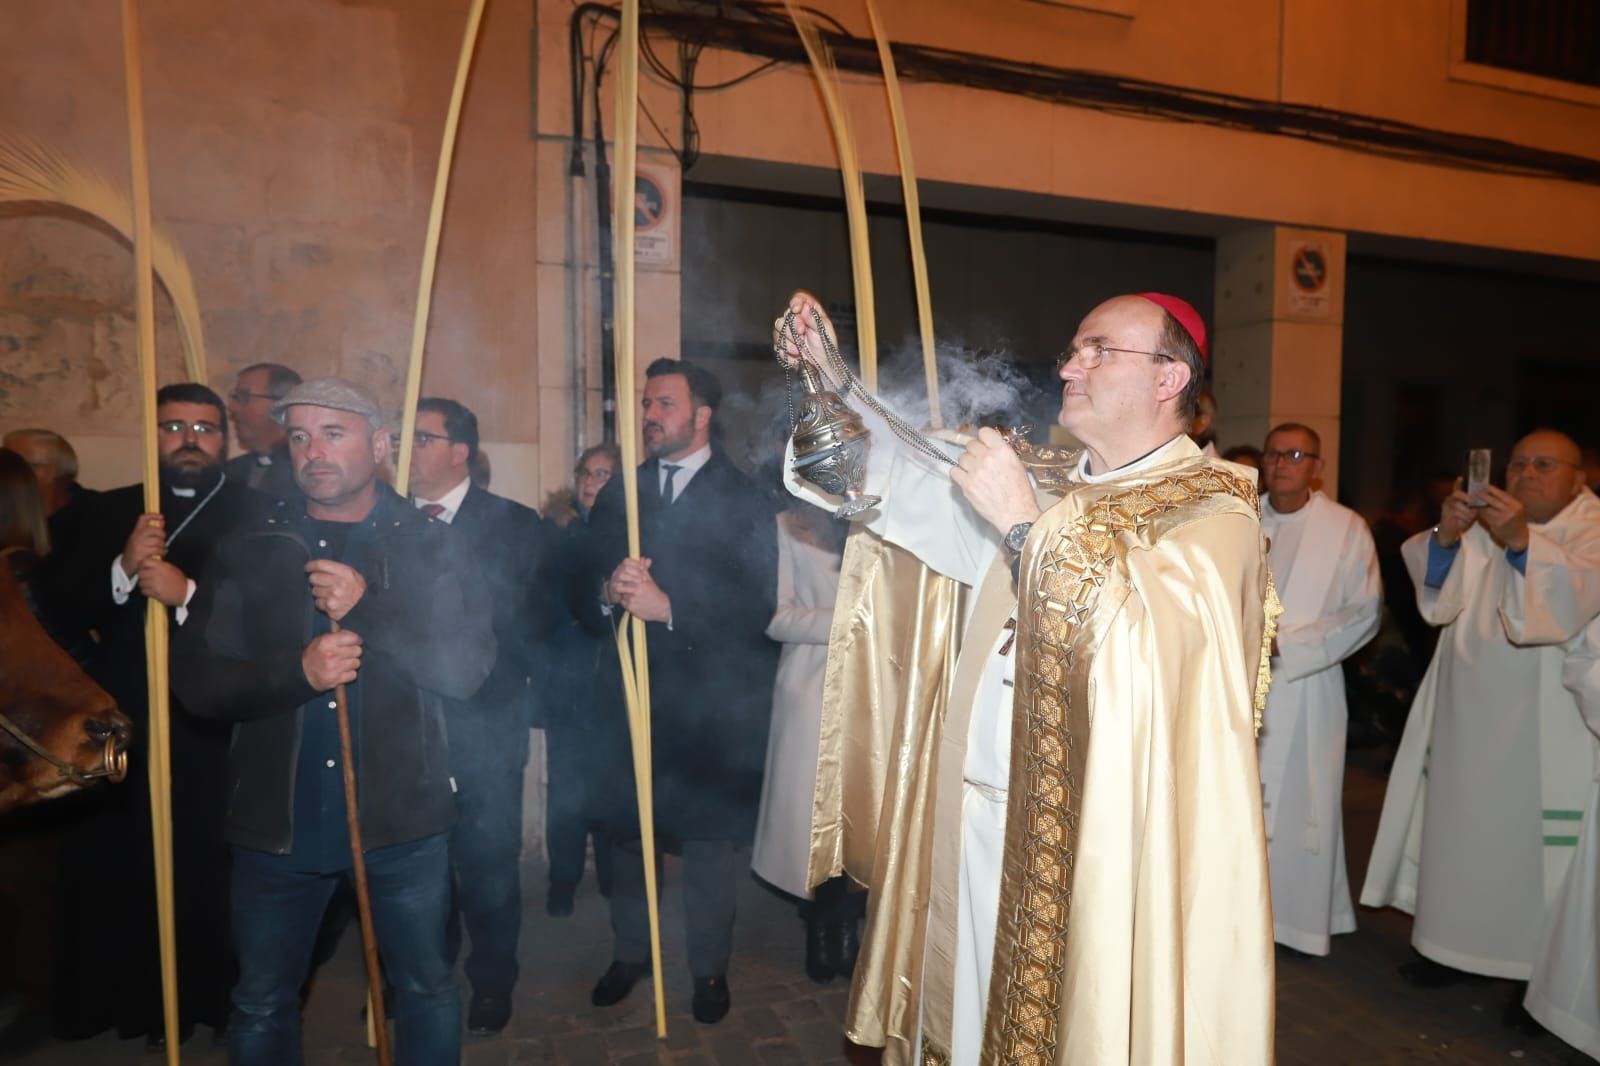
top-left (419, 503), bottom-right (445, 519)
top-left (660, 464), bottom-right (681, 504)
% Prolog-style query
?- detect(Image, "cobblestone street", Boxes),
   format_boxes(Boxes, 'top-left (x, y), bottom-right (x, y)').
top-left (11, 748), bottom-right (1591, 1065)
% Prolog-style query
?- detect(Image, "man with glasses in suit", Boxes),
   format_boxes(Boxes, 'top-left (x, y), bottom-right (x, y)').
top-left (407, 396), bottom-right (547, 1035)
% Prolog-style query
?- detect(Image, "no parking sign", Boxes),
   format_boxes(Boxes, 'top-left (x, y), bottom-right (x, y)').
top-left (1287, 241), bottom-right (1331, 317)
top-left (633, 162), bottom-right (676, 269)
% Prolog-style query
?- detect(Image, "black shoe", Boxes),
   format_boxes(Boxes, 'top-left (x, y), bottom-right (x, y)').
top-left (546, 882), bottom-right (576, 918)
top-left (805, 916), bottom-right (836, 984)
top-left (837, 918), bottom-right (861, 978)
top-left (692, 975), bottom-right (731, 1024)
top-left (591, 960), bottom-right (650, 1008)
top-left (467, 992), bottom-right (512, 1035)
top-left (1398, 956), bottom-right (1465, 988)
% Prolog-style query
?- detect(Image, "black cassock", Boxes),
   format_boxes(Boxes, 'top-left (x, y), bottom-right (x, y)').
top-left (50, 473), bottom-right (265, 1040)
top-left (581, 450), bottom-right (780, 846)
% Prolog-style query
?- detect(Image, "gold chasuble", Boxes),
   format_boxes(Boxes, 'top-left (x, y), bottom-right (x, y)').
top-left (809, 439), bottom-right (1278, 1066)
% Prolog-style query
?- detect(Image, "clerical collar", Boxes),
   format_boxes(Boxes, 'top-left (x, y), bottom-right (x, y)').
top-left (255, 452), bottom-right (273, 466)
top-left (1077, 433), bottom-right (1189, 484)
top-left (170, 485), bottom-right (197, 498)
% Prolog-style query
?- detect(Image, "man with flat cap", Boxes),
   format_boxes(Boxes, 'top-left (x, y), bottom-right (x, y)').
top-left (777, 290), bottom-right (1276, 1065)
top-left (175, 378), bottom-right (495, 1066)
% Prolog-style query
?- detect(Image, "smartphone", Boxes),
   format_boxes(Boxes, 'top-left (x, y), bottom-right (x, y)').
top-left (1466, 448), bottom-right (1492, 505)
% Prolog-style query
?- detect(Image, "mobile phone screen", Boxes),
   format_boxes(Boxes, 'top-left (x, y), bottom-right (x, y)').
top-left (1466, 448), bottom-right (1492, 503)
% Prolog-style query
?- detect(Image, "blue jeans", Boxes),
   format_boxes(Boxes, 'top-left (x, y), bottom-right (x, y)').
top-left (229, 834), bottom-right (459, 1066)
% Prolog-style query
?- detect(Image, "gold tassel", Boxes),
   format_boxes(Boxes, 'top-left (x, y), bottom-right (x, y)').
top-left (1254, 565), bottom-right (1283, 736)
top-left (0, 135), bottom-right (207, 384)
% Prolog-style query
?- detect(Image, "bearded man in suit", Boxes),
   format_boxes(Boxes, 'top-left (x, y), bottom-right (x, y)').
top-left (583, 358), bottom-right (779, 1025)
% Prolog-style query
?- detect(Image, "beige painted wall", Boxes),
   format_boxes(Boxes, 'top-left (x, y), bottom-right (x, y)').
top-left (4, 0), bottom-right (1599, 508)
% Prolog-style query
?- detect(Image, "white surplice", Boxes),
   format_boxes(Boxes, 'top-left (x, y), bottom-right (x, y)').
top-left (1258, 492), bottom-right (1380, 955)
top-left (752, 508), bottom-right (844, 898)
top-left (1524, 617), bottom-right (1600, 1059)
top-left (1361, 490), bottom-right (1600, 978)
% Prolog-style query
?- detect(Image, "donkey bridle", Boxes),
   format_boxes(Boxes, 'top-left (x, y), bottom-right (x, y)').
top-left (0, 711), bottom-right (128, 787)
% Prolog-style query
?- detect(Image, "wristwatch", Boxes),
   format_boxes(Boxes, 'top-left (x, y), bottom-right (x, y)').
top-left (1005, 521), bottom-right (1033, 556)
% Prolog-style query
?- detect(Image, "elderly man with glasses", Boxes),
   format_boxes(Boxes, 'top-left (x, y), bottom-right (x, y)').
top-left (1255, 423), bottom-right (1380, 959)
top-left (1364, 429), bottom-right (1600, 1031)
top-left (776, 290), bottom-right (1276, 1066)
top-left (224, 362), bottom-right (303, 500)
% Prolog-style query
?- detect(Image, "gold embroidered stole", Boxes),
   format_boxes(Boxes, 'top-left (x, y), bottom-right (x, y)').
top-left (981, 462), bottom-right (1261, 1064)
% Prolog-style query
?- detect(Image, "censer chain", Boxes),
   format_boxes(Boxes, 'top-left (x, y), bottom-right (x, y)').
top-left (774, 310), bottom-right (956, 468)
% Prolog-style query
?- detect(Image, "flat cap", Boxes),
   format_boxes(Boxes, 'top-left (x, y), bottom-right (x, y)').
top-left (270, 377), bottom-right (385, 428)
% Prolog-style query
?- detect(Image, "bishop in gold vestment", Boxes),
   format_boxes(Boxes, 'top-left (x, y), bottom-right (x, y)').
top-left (778, 291), bottom-right (1277, 1065)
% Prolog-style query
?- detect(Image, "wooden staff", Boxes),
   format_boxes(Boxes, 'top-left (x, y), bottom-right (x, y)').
top-left (347, 0), bottom-right (487, 1058)
top-left (121, 3), bottom-right (180, 1062)
top-left (864, 0), bottom-right (939, 426)
top-left (610, 0), bottom-right (669, 1039)
top-left (329, 619), bottom-right (391, 1066)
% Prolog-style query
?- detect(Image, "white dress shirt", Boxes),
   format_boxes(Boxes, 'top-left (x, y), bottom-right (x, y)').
top-left (658, 443), bottom-right (712, 502)
top-left (413, 474), bottom-right (472, 525)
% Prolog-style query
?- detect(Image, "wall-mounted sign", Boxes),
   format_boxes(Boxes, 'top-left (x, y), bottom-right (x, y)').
top-left (1287, 241), bottom-right (1331, 317)
top-left (633, 163), bottom-right (676, 269)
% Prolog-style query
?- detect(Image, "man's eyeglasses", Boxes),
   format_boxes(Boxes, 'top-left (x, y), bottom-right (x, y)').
top-left (1507, 456), bottom-right (1579, 476)
top-left (578, 467), bottom-right (613, 483)
top-left (1262, 449), bottom-right (1319, 464)
top-left (412, 430), bottom-right (453, 449)
top-left (1056, 343), bottom-right (1173, 372)
top-left (229, 389), bottom-right (276, 404)
top-left (157, 420), bottom-right (222, 437)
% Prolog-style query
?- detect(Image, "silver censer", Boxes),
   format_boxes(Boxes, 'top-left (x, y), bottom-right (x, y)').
top-left (789, 357), bottom-right (881, 518)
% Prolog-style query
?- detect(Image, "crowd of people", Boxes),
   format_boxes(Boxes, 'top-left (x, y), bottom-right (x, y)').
top-left (1, 299), bottom-right (1599, 1063)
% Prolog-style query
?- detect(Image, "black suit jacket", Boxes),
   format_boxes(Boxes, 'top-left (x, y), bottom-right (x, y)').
top-left (437, 482), bottom-right (548, 775)
top-left (582, 449), bottom-right (779, 843)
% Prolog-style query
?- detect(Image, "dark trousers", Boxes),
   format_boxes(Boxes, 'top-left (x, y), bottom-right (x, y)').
top-left (610, 838), bottom-right (742, 978)
top-left (228, 835), bottom-right (459, 1066)
top-left (446, 767), bottom-right (524, 998)
top-left (546, 716), bottom-right (611, 891)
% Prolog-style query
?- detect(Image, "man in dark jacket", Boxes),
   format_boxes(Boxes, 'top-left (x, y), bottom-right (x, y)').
top-left (174, 379), bottom-right (494, 1066)
top-left (51, 383), bottom-right (265, 1048)
top-left (584, 359), bottom-right (779, 1025)
top-left (407, 396), bottom-right (546, 1035)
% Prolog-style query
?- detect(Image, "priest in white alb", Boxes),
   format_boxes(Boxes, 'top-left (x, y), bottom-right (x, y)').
top-left (775, 290), bottom-right (1276, 1066)
top-left (1362, 430), bottom-right (1600, 994)
top-left (1258, 422), bottom-right (1380, 957)
top-left (1523, 614), bottom-right (1600, 1057)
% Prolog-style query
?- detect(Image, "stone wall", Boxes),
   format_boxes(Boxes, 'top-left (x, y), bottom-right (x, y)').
top-left (0, 0), bottom-right (547, 504)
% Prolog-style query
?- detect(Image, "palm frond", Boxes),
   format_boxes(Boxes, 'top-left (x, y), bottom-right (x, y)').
top-left (0, 135), bottom-right (207, 383)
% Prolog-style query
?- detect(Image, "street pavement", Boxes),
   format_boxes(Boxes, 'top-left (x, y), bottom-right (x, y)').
top-left (9, 747), bottom-right (1591, 1064)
